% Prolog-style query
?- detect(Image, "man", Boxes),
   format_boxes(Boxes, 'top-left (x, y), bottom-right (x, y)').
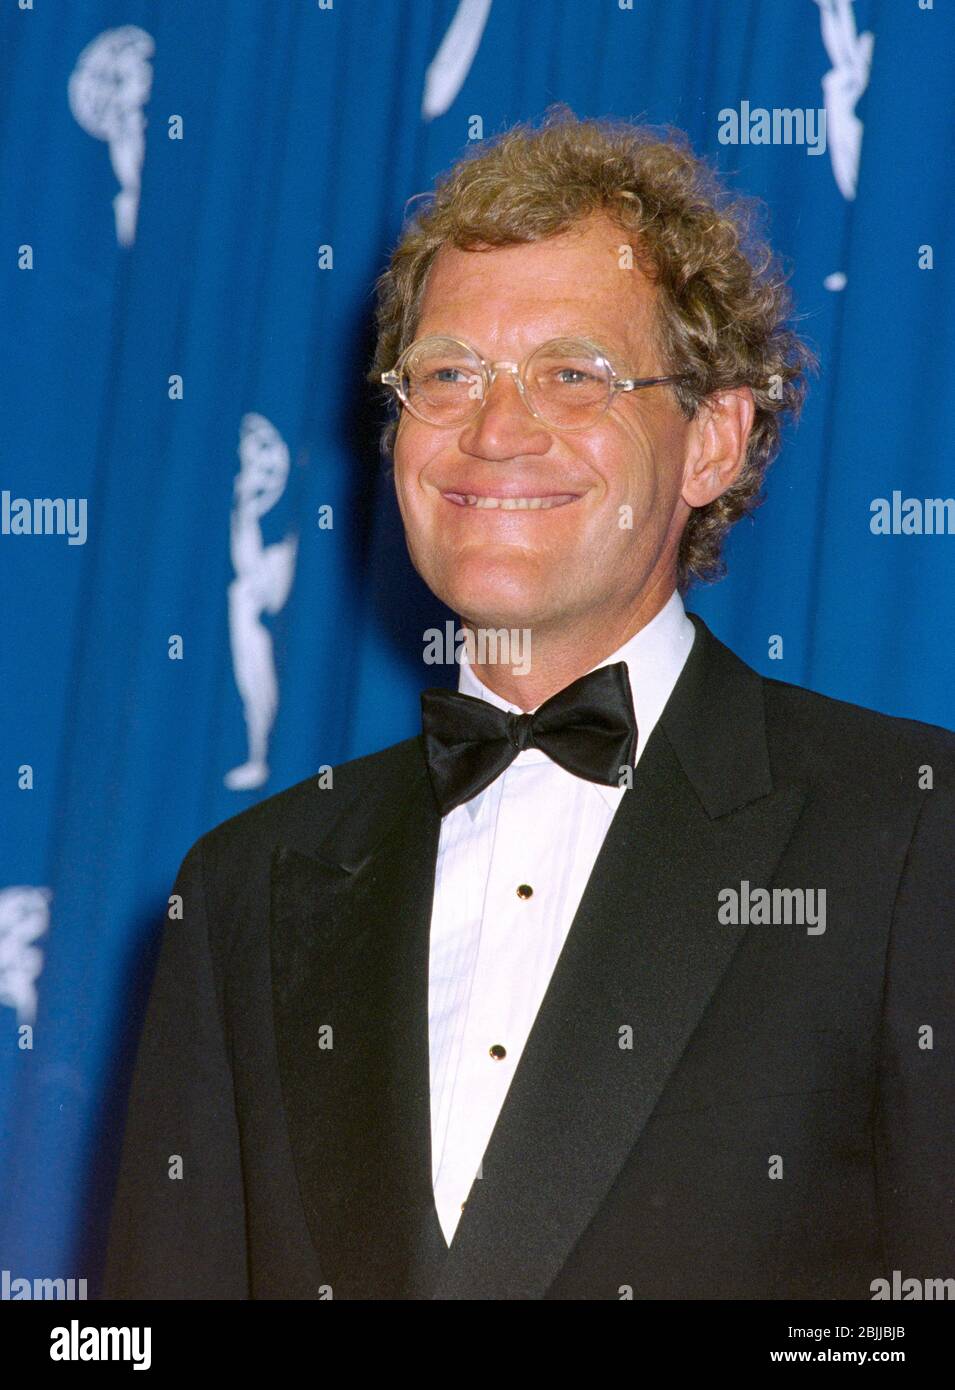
top-left (104, 110), bottom-right (955, 1300)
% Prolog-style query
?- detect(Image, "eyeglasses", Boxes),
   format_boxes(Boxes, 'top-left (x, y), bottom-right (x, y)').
top-left (380, 334), bottom-right (689, 432)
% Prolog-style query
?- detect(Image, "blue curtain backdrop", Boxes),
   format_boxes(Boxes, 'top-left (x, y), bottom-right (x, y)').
top-left (1, 0), bottom-right (953, 1291)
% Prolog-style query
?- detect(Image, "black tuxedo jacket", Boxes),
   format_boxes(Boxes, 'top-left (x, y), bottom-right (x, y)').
top-left (103, 613), bottom-right (955, 1299)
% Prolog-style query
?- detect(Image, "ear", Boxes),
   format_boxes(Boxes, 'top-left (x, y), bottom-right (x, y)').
top-left (681, 386), bottom-right (755, 508)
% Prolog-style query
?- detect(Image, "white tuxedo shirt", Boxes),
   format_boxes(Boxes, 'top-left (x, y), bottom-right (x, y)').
top-left (428, 590), bottom-right (696, 1243)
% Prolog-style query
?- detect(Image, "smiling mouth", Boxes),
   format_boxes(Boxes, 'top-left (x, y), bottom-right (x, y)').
top-left (441, 492), bottom-right (579, 511)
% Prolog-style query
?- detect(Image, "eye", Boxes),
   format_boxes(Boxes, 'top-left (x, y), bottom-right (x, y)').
top-left (552, 366), bottom-right (600, 386)
top-left (410, 359), bottom-right (480, 387)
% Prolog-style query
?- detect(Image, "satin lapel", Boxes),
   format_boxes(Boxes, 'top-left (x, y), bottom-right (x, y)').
top-left (432, 614), bottom-right (807, 1299)
top-left (269, 757), bottom-right (448, 1298)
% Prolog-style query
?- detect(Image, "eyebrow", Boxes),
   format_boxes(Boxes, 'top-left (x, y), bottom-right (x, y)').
top-left (421, 330), bottom-right (635, 374)
top-left (566, 333), bottom-right (632, 373)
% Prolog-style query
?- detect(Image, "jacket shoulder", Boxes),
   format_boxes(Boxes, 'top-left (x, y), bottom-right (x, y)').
top-left (188, 735), bottom-right (425, 866)
top-left (760, 670), bottom-right (955, 786)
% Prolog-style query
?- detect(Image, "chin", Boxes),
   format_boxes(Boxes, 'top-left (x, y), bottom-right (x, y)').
top-left (430, 562), bottom-right (552, 631)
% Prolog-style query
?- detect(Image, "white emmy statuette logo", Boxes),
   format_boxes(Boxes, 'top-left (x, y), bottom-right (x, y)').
top-left (224, 414), bottom-right (298, 792)
top-left (68, 25), bottom-right (155, 248)
top-left (815, 0), bottom-right (874, 201)
top-left (422, 0), bottom-right (493, 119)
top-left (0, 886), bottom-right (52, 1027)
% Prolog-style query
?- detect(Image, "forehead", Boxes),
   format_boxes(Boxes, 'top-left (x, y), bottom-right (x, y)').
top-left (415, 214), bottom-right (658, 361)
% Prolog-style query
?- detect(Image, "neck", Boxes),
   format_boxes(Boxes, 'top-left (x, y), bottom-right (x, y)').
top-left (465, 579), bottom-right (677, 710)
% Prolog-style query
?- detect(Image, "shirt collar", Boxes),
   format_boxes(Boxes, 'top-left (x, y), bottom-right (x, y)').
top-left (456, 589), bottom-right (696, 814)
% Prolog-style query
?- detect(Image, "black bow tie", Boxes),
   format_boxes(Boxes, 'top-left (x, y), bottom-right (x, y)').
top-left (420, 662), bottom-right (637, 816)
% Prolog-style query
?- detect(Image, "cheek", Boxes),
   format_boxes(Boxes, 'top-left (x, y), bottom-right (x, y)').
top-left (392, 433), bottom-right (418, 502)
top-left (602, 420), bottom-right (673, 501)
top-left (580, 434), bottom-right (673, 545)
top-left (393, 445), bottom-right (437, 542)
top-left (578, 434), bottom-right (645, 513)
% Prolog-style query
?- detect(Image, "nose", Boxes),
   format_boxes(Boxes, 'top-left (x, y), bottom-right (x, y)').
top-left (457, 366), bottom-right (552, 458)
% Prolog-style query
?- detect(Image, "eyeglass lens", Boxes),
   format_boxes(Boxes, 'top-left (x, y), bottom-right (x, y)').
top-left (400, 336), bottom-right (614, 428)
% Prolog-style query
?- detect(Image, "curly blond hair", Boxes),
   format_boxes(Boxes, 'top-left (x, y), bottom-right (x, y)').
top-left (367, 105), bottom-right (817, 591)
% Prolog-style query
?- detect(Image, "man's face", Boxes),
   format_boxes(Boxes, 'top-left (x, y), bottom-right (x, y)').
top-left (392, 213), bottom-right (700, 639)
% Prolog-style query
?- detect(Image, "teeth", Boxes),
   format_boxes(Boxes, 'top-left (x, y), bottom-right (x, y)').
top-left (450, 494), bottom-right (574, 510)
